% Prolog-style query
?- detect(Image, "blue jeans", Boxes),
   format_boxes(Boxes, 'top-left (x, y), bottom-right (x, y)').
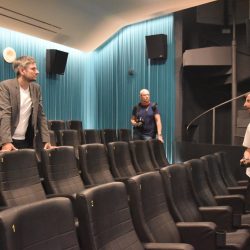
top-left (133, 130), bottom-right (155, 140)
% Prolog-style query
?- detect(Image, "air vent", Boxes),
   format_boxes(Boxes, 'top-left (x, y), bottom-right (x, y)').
top-left (0, 7), bottom-right (61, 34)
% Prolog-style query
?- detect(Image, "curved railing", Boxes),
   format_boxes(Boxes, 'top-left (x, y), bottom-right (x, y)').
top-left (186, 91), bottom-right (249, 144)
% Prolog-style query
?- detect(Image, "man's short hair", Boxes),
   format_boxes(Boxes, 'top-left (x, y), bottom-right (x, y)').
top-left (140, 89), bottom-right (150, 95)
top-left (12, 56), bottom-right (36, 76)
top-left (244, 92), bottom-right (250, 98)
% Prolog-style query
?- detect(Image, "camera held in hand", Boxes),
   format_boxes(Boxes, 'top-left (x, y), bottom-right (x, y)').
top-left (136, 117), bottom-right (144, 128)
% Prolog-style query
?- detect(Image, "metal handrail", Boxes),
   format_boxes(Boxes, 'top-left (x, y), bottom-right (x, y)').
top-left (186, 91), bottom-right (250, 144)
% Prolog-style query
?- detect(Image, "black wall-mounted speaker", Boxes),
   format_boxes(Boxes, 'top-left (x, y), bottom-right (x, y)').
top-left (145, 34), bottom-right (167, 60)
top-left (46, 49), bottom-right (68, 75)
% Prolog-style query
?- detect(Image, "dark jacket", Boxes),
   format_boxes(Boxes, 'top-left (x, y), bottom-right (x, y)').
top-left (0, 78), bottom-right (50, 147)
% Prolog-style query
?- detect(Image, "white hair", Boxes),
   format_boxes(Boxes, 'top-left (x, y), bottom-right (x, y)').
top-left (140, 89), bottom-right (150, 95)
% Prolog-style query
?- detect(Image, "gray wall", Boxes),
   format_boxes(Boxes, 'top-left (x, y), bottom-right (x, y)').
top-left (175, 0), bottom-right (250, 145)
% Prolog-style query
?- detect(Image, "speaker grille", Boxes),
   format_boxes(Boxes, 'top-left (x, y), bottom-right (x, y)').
top-left (146, 34), bottom-right (167, 60)
top-left (46, 49), bottom-right (68, 75)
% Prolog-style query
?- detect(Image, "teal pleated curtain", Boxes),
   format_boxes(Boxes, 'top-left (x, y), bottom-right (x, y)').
top-left (94, 15), bottom-right (175, 161)
top-left (0, 13), bottom-right (175, 161)
top-left (0, 27), bottom-right (86, 122)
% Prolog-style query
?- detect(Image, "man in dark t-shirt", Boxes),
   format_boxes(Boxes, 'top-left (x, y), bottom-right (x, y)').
top-left (131, 89), bottom-right (163, 142)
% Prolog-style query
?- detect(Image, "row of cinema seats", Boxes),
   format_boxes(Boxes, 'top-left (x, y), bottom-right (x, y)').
top-left (43, 139), bottom-right (169, 188)
top-left (0, 149), bottom-right (250, 249)
top-left (38, 139), bottom-right (169, 184)
top-left (0, 140), bottom-right (168, 208)
top-left (47, 128), bottom-right (132, 160)
top-left (47, 119), bottom-right (133, 145)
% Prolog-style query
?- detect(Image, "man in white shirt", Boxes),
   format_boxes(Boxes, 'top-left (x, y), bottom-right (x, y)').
top-left (241, 92), bottom-right (250, 172)
top-left (0, 56), bottom-right (52, 151)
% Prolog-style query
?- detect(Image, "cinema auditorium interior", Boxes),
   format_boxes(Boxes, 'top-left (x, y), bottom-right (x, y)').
top-left (0, 0), bottom-right (250, 249)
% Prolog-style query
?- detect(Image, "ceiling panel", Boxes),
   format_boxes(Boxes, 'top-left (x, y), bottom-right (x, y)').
top-left (0, 0), bottom-right (217, 51)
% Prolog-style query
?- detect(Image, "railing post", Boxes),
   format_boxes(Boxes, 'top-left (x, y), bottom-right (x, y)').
top-left (212, 108), bottom-right (216, 144)
top-left (231, 0), bottom-right (237, 145)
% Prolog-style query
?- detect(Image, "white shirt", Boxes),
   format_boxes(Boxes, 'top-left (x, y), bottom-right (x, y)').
top-left (243, 123), bottom-right (250, 177)
top-left (243, 123), bottom-right (250, 148)
top-left (13, 87), bottom-right (32, 140)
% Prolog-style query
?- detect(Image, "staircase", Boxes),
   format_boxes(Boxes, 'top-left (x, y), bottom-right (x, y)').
top-left (186, 92), bottom-right (250, 145)
top-left (183, 46), bottom-right (250, 145)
